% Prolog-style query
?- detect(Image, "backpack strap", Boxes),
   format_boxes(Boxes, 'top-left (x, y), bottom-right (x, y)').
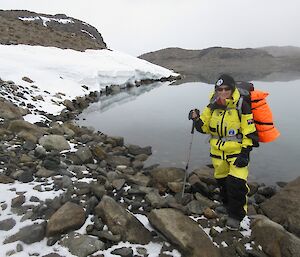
top-left (236, 96), bottom-right (244, 120)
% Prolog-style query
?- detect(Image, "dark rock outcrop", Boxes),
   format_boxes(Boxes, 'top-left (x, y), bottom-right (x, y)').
top-left (95, 195), bottom-right (152, 244)
top-left (39, 135), bottom-right (70, 151)
top-left (251, 215), bottom-right (300, 257)
top-left (150, 167), bottom-right (185, 188)
top-left (148, 208), bottom-right (221, 257)
top-left (4, 222), bottom-right (46, 244)
top-left (0, 98), bottom-right (25, 120)
top-left (8, 119), bottom-right (46, 143)
top-left (260, 176), bottom-right (300, 237)
top-left (0, 10), bottom-right (107, 51)
top-left (60, 232), bottom-right (105, 257)
top-left (46, 202), bottom-right (86, 236)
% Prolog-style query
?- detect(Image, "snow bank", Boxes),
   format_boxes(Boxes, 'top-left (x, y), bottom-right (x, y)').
top-left (0, 44), bottom-right (177, 100)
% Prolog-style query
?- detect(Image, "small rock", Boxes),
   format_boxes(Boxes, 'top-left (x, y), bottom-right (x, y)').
top-left (191, 179), bottom-right (210, 196)
top-left (91, 184), bottom-right (107, 199)
top-left (187, 200), bottom-right (206, 215)
top-left (110, 136), bottom-right (124, 147)
top-left (23, 141), bottom-right (37, 151)
top-left (11, 195), bottom-right (25, 208)
top-left (6, 250), bottom-right (16, 256)
top-left (39, 135), bottom-right (70, 151)
top-left (22, 76), bottom-right (34, 83)
top-left (75, 147), bottom-right (93, 164)
top-left (61, 175), bottom-right (73, 188)
top-left (46, 202), bottom-right (86, 236)
top-left (254, 194), bottom-right (266, 204)
top-left (145, 191), bottom-right (166, 208)
top-left (43, 153), bottom-right (61, 168)
top-left (127, 144), bottom-right (152, 156)
top-left (276, 181), bottom-right (287, 188)
top-left (136, 247), bottom-right (148, 256)
top-left (0, 174), bottom-right (14, 184)
top-left (111, 247), bottom-right (133, 257)
top-left (92, 145), bottom-right (107, 160)
top-left (132, 160), bottom-right (144, 170)
top-left (0, 218), bottom-right (16, 231)
top-left (194, 193), bottom-right (216, 208)
top-left (106, 155), bottom-right (130, 168)
top-left (112, 179), bottom-right (126, 190)
top-left (135, 154), bottom-right (149, 161)
top-left (47, 236), bottom-right (60, 246)
top-left (126, 173), bottom-right (151, 187)
top-left (11, 169), bottom-right (33, 183)
top-left (60, 232), bottom-right (105, 257)
top-left (16, 243), bottom-right (23, 252)
top-left (36, 167), bottom-right (57, 178)
top-left (203, 208), bottom-right (218, 219)
top-left (4, 222), bottom-right (46, 244)
top-left (257, 186), bottom-right (276, 198)
top-left (34, 146), bottom-right (47, 159)
top-left (167, 182), bottom-right (183, 193)
top-left (85, 196), bottom-right (99, 215)
top-left (42, 254), bottom-right (63, 257)
top-left (91, 230), bottom-right (121, 242)
top-left (20, 154), bottom-right (33, 163)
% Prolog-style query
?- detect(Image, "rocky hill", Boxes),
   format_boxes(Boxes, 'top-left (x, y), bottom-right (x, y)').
top-left (0, 10), bottom-right (107, 51)
top-left (139, 46), bottom-right (300, 83)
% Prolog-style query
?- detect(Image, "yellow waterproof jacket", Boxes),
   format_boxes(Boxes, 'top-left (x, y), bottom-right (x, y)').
top-left (195, 88), bottom-right (257, 160)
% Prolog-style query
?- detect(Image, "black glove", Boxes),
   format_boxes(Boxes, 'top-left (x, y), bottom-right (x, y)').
top-left (234, 148), bottom-right (250, 168)
top-left (188, 109), bottom-right (200, 120)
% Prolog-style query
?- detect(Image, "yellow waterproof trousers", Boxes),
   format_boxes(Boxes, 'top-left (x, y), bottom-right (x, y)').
top-left (212, 157), bottom-right (248, 181)
top-left (212, 157), bottom-right (249, 220)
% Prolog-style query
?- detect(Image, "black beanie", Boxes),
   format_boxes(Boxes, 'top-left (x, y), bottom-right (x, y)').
top-left (215, 74), bottom-right (236, 90)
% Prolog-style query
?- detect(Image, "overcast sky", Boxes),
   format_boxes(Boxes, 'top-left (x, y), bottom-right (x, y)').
top-left (1, 0), bottom-right (299, 56)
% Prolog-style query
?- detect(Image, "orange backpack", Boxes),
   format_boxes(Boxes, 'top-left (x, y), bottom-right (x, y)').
top-left (236, 82), bottom-right (280, 143)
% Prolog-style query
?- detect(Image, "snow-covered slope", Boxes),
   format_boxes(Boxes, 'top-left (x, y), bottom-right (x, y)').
top-left (0, 45), bottom-right (178, 116)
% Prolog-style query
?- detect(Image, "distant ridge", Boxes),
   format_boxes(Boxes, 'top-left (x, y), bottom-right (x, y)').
top-left (259, 46), bottom-right (300, 58)
top-left (0, 9), bottom-right (107, 51)
top-left (139, 46), bottom-right (300, 83)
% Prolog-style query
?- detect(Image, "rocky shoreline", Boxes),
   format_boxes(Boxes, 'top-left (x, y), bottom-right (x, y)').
top-left (0, 78), bottom-right (300, 257)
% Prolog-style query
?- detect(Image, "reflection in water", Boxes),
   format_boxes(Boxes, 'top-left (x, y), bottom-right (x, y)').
top-left (82, 82), bottom-right (164, 114)
top-left (172, 71), bottom-right (300, 85)
top-left (77, 80), bottom-right (300, 185)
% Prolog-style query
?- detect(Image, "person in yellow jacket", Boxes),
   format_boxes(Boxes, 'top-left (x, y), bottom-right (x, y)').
top-left (190, 74), bottom-right (259, 230)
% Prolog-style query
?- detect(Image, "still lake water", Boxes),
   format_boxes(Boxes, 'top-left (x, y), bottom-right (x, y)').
top-left (77, 80), bottom-right (300, 185)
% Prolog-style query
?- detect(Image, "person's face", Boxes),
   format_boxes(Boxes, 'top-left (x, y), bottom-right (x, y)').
top-left (216, 85), bottom-right (232, 100)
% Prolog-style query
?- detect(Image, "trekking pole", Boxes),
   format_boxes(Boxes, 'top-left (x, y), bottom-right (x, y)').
top-left (181, 120), bottom-right (195, 199)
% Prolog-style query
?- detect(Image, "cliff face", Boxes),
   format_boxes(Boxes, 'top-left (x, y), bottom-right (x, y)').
top-left (0, 10), bottom-right (107, 51)
top-left (139, 47), bottom-right (300, 83)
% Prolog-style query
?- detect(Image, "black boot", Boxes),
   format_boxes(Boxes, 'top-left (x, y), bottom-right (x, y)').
top-left (216, 177), bottom-right (228, 204)
top-left (226, 175), bottom-right (248, 221)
